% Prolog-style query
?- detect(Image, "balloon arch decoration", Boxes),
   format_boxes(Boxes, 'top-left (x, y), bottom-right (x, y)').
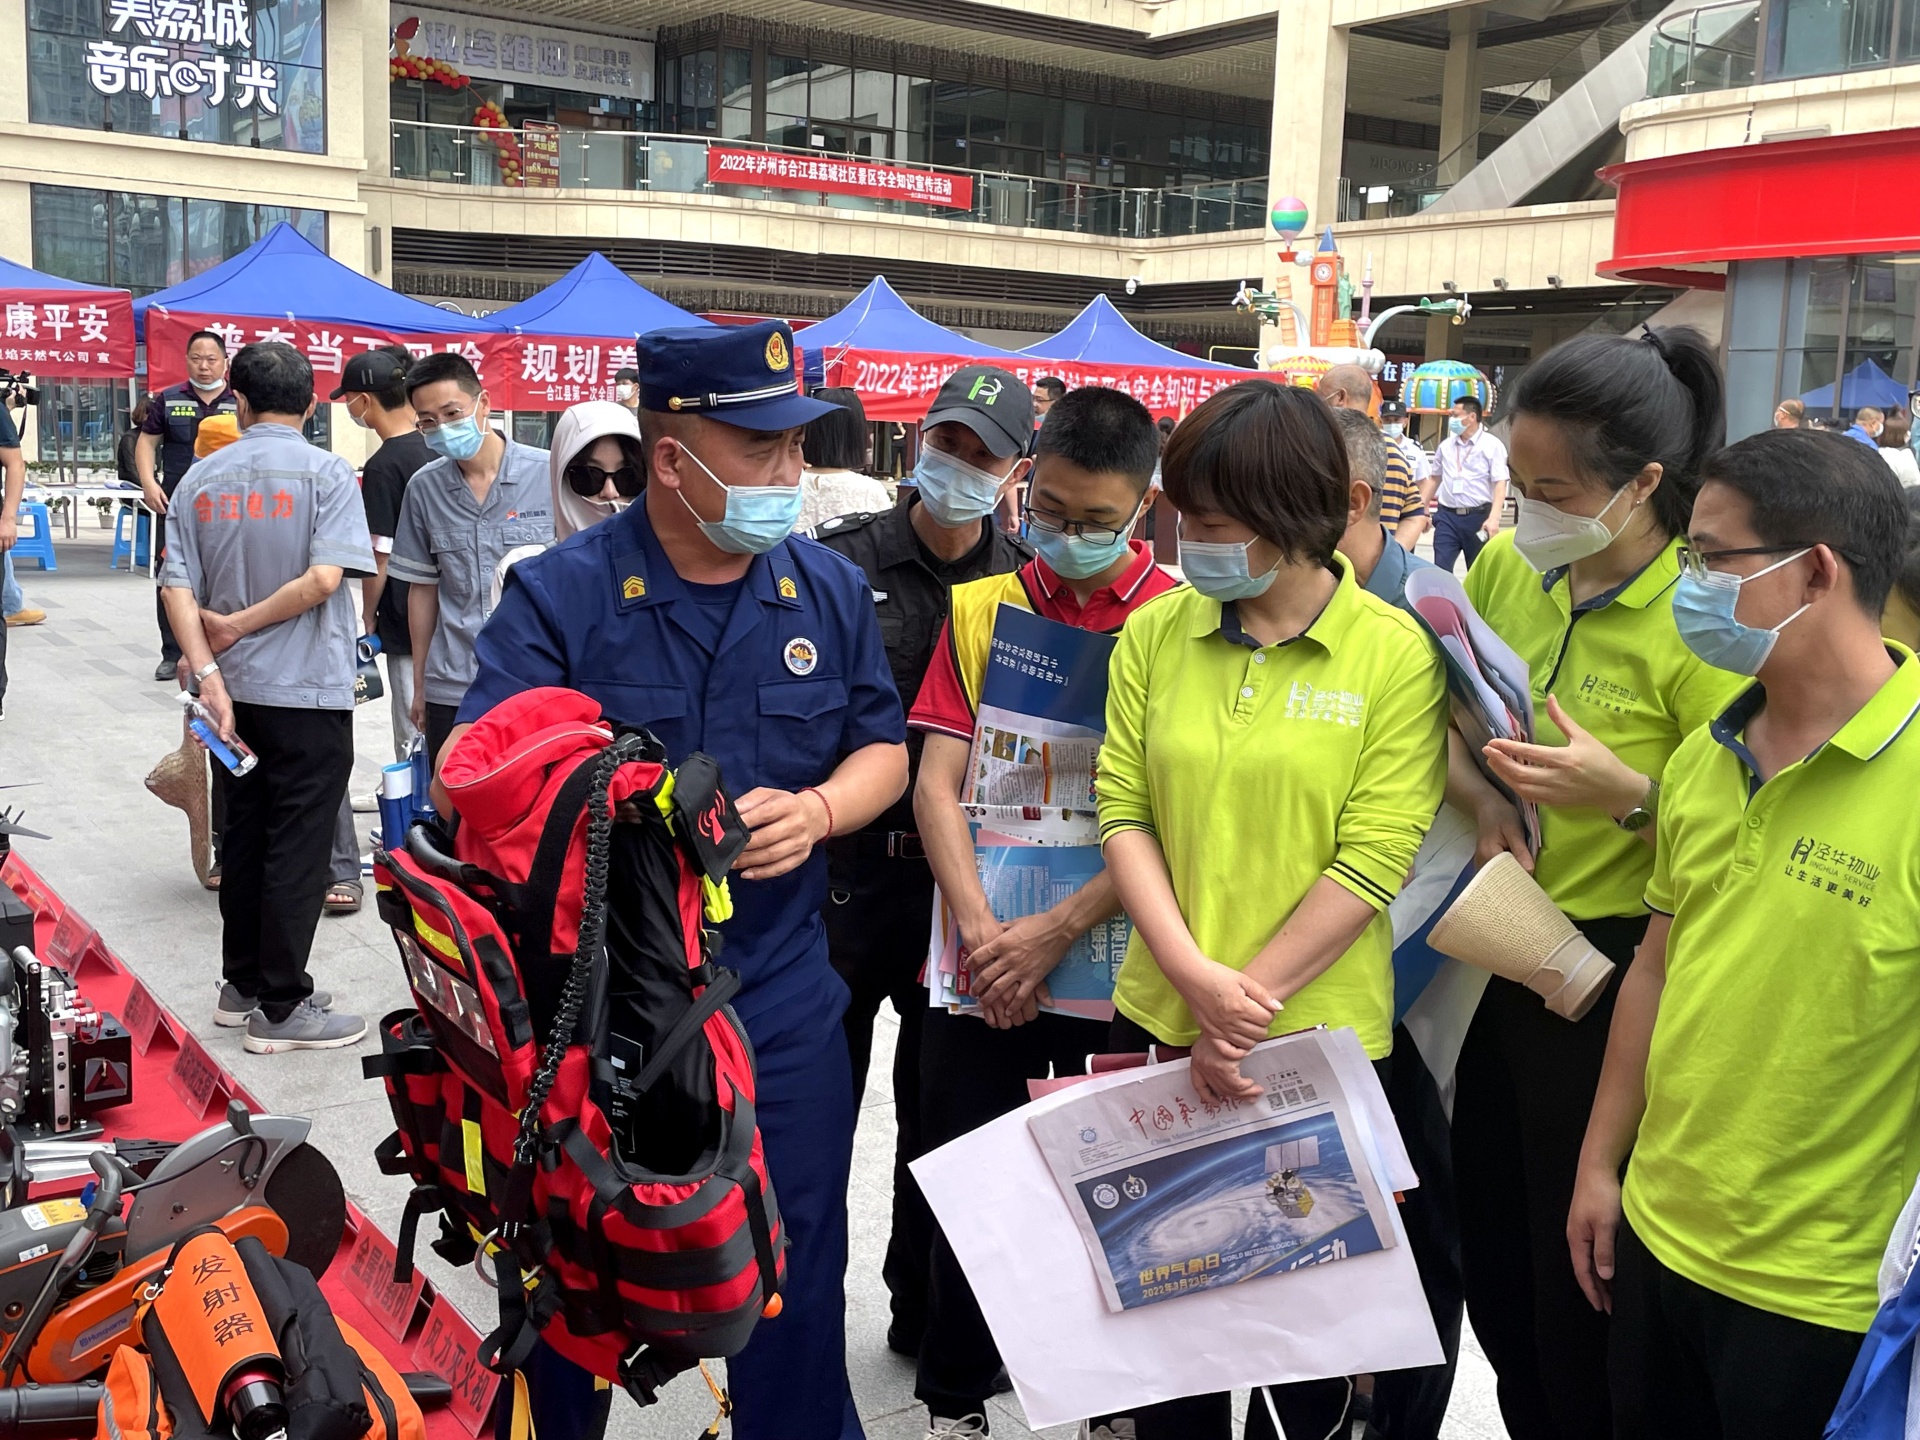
top-left (388, 17), bottom-right (526, 187)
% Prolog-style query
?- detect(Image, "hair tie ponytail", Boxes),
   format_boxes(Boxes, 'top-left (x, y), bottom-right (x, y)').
top-left (1639, 323), bottom-right (1672, 367)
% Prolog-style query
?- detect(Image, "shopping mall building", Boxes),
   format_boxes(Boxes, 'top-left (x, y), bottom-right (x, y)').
top-left (1, 0), bottom-right (1915, 457)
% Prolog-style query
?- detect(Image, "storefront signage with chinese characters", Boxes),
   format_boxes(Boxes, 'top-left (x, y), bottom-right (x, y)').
top-left (390, 5), bottom-right (652, 101)
top-left (86, 0), bottom-right (281, 114)
top-left (709, 146), bottom-right (974, 210)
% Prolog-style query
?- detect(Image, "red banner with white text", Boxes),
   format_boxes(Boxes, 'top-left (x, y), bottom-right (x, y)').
top-left (146, 316), bottom-right (621, 411)
top-left (0, 288), bottom-right (136, 378)
top-left (823, 347), bottom-right (1256, 422)
top-left (708, 147), bottom-right (973, 209)
top-left (146, 310), bottom-right (493, 395)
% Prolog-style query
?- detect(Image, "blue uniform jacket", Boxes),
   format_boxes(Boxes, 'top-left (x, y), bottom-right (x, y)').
top-left (459, 500), bottom-right (906, 1040)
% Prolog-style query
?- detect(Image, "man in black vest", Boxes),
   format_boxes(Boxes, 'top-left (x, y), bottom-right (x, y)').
top-left (137, 329), bottom-right (239, 681)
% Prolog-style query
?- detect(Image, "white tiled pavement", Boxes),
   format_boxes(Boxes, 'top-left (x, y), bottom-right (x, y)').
top-left (0, 526), bottom-right (1505, 1438)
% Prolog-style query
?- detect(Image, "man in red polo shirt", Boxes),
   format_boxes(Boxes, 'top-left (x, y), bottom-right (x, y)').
top-left (909, 386), bottom-right (1179, 1437)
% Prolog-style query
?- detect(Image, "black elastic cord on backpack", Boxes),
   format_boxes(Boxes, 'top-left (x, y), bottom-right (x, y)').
top-left (497, 738), bottom-right (637, 1244)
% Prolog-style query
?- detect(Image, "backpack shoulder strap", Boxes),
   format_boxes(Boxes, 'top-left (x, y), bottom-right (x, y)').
top-left (515, 752), bottom-right (609, 961)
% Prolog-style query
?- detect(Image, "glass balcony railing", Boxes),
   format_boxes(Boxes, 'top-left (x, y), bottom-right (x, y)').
top-left (1648, 0), bottom-right (1759, 97)
top-left (386, 122), bottom-right (1268, 239)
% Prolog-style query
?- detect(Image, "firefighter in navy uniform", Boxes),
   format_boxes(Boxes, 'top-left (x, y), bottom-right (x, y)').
top-left (443, 320), bottom-right (907, 1440)
top-left (811, 364), bottom-right (1034, 1355)
top-left (136, 328), bottom-right (239, 681)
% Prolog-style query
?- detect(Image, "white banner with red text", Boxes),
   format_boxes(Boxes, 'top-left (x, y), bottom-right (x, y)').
top-left (822, 347), bottom-right (1256, 422)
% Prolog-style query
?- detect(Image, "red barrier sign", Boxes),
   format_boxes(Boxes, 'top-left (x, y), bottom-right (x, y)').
top-left (342, 1224), bottom-right (427, 1343)
top-left (167, 1033), bottom-right (226, 1118)
top-left (412, 1294), bottom-right (501, 1435)
top-left (708, 145), bottom-right (973, 209)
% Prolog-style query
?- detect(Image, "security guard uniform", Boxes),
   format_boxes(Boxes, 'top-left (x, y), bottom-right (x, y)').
top-left (457, 321), bottom-right (902, 1440)
top-left (142, 379), bottom-right (238, 666)
top-left (812, 493), bottom-right (1028, 1350)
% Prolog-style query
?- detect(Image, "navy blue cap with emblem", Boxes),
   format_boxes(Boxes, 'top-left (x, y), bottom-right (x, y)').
top-left (638, 319), bottom-right (836, 431)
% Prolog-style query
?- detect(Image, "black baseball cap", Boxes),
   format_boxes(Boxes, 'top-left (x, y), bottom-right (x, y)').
top-left (1379, 399), bottom-right (1407, 419)
top-left (330, 349), bottom-right (408, 401)
top-left (922, 366), bottom-right (1034, 459)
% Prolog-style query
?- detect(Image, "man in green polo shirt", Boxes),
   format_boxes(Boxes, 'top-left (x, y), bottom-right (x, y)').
top-left (1568, 429), bottom-right (1918, 1438)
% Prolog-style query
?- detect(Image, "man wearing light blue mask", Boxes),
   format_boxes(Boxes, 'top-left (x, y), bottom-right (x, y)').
top-left (389, 351), bottom-right (552, 771)
top-left (446, 319), bottom-right (910, 1440)
top-left (811, 363), bottom-right (1034, 1357)
top-left (1571, 428), bottom-right (1920, 1436)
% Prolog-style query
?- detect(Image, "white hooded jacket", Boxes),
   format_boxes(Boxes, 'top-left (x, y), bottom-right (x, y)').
top-left (493, 400), bottom-right (643, 606)
top-left (551, 399), bottom-right (643, 541)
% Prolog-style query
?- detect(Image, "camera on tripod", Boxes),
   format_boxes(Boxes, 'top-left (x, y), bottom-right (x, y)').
top-left (0, 370), bottom-right (41, 410)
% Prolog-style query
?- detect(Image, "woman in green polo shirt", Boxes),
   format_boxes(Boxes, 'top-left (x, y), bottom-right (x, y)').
top-left (1448, 325), bottom-right (1739, 1440)
top-left (1091, 382), bottom-right (1448, 1440)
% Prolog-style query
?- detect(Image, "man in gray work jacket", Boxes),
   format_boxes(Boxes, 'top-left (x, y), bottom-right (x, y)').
top-left (159, 341), bottom-right (374, 1054)
top-left (387, 351), bottom-right (552, 770)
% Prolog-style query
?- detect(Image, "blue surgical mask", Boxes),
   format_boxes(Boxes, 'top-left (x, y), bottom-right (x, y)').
top-left (1672, 548), bottom-right (1811, 675)
top-left (1030, 528), bottom-right (1126, 581)
top-left (677, 444), bottom-right (802, 555)
top-left (1179, 538), bottom-right (1278, 601)
top-left (914, 445), bottom-right (1012, 527)
top-left (1448, 417), bottom-right (1466, 437)
top-left (424, 414), bottom-right (486, 462)
top-left (1381, 423), bottom-right (1404, 439)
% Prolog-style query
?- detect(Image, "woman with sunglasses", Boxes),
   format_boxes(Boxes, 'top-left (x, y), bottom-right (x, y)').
top-left (553, 399), bottom-right (647, 540)
top-left (1446, 326), bottom-right (1743, 1440)
top-left (491, 401), bottom-right (648, 607)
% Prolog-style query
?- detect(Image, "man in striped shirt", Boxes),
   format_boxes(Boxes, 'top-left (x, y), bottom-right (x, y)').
top-left (1318, 365), bottom-right (1422, 537)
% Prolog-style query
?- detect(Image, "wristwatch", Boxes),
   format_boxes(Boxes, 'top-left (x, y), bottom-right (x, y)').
top-left (192, 660), bottom-right (221, 682)
top-left (1616, 777), bottom-right (1659, 833)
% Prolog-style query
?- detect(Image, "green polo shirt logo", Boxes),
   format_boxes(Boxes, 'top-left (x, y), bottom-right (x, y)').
top-left (1574, 671), bottom-right (1640, 715)
top-left (1784, 834), bottom-right (1881, 905)
top-left (1282, 680), bottom-right (1367, 726)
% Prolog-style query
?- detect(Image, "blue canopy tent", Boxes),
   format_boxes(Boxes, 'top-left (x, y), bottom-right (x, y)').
top-left (132, 222), bottom-right (500, 337)
top-left (799, 275), bottom-right (1017, 384)
top-left (1018, 294), bottom-right (1236, 370)
top-left (489, 253), bottom-right (703, 338)
top-left (1800, 357), bottom-right (1912, 414)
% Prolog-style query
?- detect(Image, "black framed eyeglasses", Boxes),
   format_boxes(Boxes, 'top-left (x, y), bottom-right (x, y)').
top-left (1023, 506), bottom-right (1131, 545)
top-left (565, 462), bottom-right (644, 499)
top-left (1677, 543), bottom-right (1856, 580)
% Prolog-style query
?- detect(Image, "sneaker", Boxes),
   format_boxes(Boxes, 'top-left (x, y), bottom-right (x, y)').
top-left (243, 1000), bottom-right (365, 1053)
top-left (350, 792), bottom-right (378, 814)
top-left (154, 659), bottom-right (180, 682)
top-left (927, 1418), bottom-right (987, 1439)
top-left (216, 983), bottom-right (332, 1027)
top-left (4, 609), bottom-right (45, 627)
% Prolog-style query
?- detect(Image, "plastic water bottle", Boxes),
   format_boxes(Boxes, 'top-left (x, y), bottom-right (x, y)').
top-left (179, 692), bottom-right (258, 776)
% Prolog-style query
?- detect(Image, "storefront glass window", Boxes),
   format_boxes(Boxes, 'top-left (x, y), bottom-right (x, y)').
top-left (721, 47), bottom-right (752, 139)
top-left (29, 184), bottom-right (328, 466)
top-left (27, 0), bottom-right (326, 151)
top-left (656, 34), bottom-right (1267, 187)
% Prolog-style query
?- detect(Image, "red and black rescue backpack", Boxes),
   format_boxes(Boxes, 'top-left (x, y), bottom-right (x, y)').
top-left (364, 686), bottom-right (784, 1405)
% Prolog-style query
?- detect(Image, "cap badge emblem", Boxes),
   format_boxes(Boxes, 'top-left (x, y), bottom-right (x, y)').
top-left (765, 331), bottom-right (789, 373)
top-left (621, 575), bottom-right (646, 600)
